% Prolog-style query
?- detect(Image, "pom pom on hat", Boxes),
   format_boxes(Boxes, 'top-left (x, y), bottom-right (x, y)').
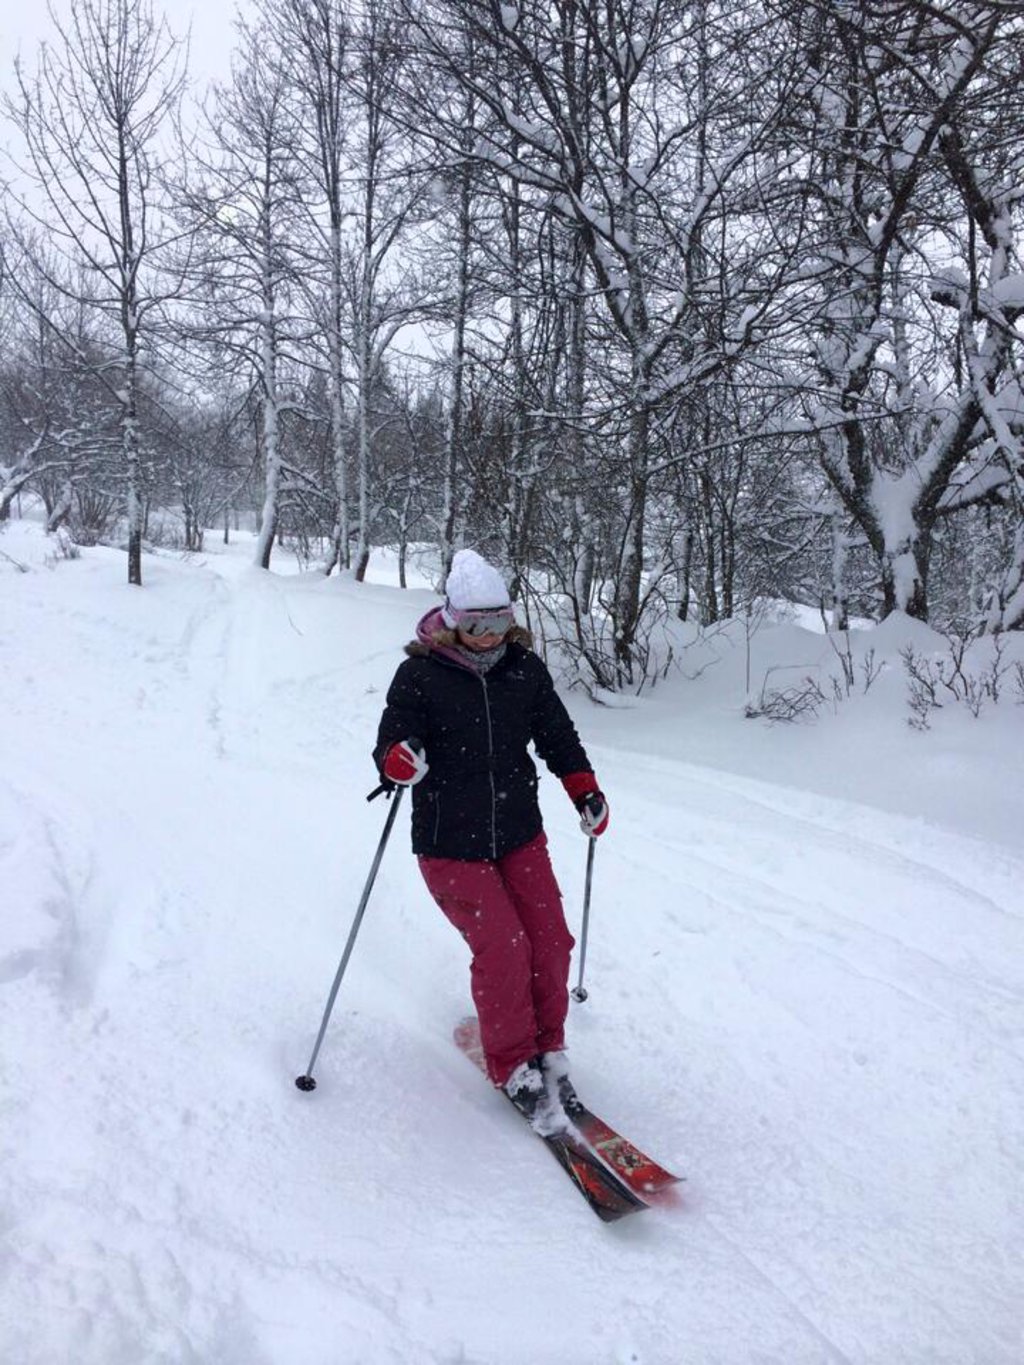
top-left (442, 549), bottom-right (511, 625)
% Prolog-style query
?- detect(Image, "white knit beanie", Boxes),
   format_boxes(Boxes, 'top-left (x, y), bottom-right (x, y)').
top-left (441, 549), bottom-right (511, 625)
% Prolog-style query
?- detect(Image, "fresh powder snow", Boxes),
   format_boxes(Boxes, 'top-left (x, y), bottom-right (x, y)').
top-left (1, 520), bottom-right (1023, 1364)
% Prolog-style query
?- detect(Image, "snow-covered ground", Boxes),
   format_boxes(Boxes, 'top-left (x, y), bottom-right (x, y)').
top-left (2, 520), bottom-right (1023, 1365)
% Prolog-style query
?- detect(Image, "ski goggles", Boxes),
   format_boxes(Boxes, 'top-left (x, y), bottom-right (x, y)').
top-left (450, 605), bottom-right (515, 638)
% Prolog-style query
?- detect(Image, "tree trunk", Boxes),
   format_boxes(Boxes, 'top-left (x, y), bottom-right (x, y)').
top-left (439, 148), bottom-right (473, 590)
top-left (123, 334), bottom-right (143, 587)
top-left (613, 398), bottom-right (649, 681)
top-left (829, 508), bottom-right (849, 631)
top-left (566, 240), bottom-right (594, 614)
top-left (700, 471), bottom-right (719, 624)
top-left (677, 525), bottom-right (694, 622)
top-left (327, 219), bottom-right (350, 575)
top-left (353, 278), bottom-right (372, 583)
top-left (253, 171), bottom-right (281, 572)
top-left (254, 318), bottom-right (281, 570)
top-left (879, 536), bottom-right (931, 620)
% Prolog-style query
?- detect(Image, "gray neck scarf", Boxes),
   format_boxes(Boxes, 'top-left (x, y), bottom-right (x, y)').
top-left (452, 640), bottom-right (508, 675)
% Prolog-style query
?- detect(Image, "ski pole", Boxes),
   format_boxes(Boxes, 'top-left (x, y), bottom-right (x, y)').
top-left (570, 836), bottom-right (597, 1004)
top-left (295, 780), bottom-right (406, 1092)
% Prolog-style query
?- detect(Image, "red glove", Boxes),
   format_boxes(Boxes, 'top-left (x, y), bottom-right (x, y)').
top-left (383, 739), bottom-right (429, 786)
top-left (576, 791), bottom-right (609, 837)
top-left (561, 771), bottom-right (609, 837)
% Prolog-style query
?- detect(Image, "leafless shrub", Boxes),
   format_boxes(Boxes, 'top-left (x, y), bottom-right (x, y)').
top-left (143, 519), bottom-right (183, 550)
top-left (901, 625), bottom-right (1013, 729)
top-left (985, 631), bottom-right (1010, 705)
top-left (746, 668), bottom-right (827, 723)
top-left (901, 646), bottom-right (942, 730)
top-left (828, 630), bottom-right (856, 693)
top-left (747, 635), bottom-right (886, 725)
top-left (827, 631), bottom-right (886, 697)
top-left (861, 648), bottom-right (884, 692)
top-left (68, 486), bottom-right (120, 547)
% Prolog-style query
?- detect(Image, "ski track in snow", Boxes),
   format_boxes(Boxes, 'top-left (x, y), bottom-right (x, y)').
top-left (623, 823), bottom-right (1024, 1064)
top-left (2, 534), bottom-right (1023, 1364)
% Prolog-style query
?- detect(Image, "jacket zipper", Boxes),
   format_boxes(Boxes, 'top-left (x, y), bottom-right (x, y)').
top-left (480, 675), bottom-right (497, 858)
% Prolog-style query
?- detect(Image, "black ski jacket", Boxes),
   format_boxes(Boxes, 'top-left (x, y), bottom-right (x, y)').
top-left (374, 632), bottom-right (591, 861)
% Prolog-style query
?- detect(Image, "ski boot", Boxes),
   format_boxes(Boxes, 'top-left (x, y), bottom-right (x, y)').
top-left (540, 1051), bottom-right (585, 1121)
top-left (504, 1057), bottom-right (563, 1135)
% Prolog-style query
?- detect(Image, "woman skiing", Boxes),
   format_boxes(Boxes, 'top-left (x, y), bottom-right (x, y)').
top-left (374, 549), bottom-right (608, 1129)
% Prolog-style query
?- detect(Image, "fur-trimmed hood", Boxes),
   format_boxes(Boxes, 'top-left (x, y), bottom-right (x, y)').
top-left (404, 606), bottom-right (533, 662)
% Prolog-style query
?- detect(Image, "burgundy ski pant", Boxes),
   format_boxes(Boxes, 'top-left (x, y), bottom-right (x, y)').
top-left (418, 832), bottom-right (575, 1087)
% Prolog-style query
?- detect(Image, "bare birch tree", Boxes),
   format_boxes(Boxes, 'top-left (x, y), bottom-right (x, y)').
top-left (180, 22), bottom-right (305, 569)
top-left (339, 0), bottom-right (431, 581)
top-left (258, 0), bottom-right (354, 574)
top-left (6, 0), bottom-right (186, 585)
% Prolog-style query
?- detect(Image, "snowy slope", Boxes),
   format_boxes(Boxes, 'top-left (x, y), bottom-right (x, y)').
top-left (2, 522), bottom-right (1023, 1365)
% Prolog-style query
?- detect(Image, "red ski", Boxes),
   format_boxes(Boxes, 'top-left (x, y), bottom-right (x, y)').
top-left (453, 1017), bottom-right (648, 1222)
top-left (454, 1016), bottom-right (682, 1204)
top-left (570, 1104), bottom-right (682, 1199)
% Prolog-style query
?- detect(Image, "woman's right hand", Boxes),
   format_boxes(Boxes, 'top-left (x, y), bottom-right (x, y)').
top-left (576, 790), bottom-right (609, 837)
top-left (383, 739), bottom-right (429, 786)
